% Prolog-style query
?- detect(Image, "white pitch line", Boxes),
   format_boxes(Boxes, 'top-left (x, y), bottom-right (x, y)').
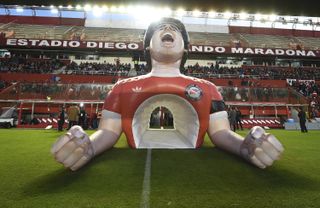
top-left (140, 149), bottom-right (152, 208)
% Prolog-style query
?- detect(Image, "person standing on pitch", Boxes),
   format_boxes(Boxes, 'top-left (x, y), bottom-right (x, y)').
top-left (298, 107), bottom-right (308, 133)
top-left (58, 106), bottom-right (65, 131)
top-left (235, 107), bottom-right (243, 130)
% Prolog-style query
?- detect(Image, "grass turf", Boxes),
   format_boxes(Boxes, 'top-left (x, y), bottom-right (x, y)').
top-left (0, 129), bottom-right (319, 207)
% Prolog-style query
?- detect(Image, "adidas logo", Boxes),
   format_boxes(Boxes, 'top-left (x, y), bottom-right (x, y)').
top-left (132, 86), bottom-right (142, 92)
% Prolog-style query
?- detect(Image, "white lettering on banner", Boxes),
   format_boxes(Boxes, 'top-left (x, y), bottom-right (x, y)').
top-left (38, 40), bottom-right (50, 47)
top-left (69, 41), bottom-right (80, 47)
top-left (265, 49), bottom-right (274, 55)
top-left (191, 46), bottom-right (225, 53)
top-left (116, 43), bottom-right (126, 49)
top-left (275, 49), bottom-right (284, 55)
top-left (204, 46), bottom-right (214, 52)
top-left (231, 47), bottom-right (243, 53)
top-left (244, 48), bottom-right (254, 54)
top-left (87, 41), bottom-right (97, 48)
top-left (216, 47), bottom-right (225, 53)
top-left (6, 39), bottom-right (17, 45)
top-left (255, 48), bottom-right (264, 54)
top-left (62, 41), bottom-right (69, 47)
top-left (51, 40), bottom-right (62, 47)
top-left (286, 50), bottom-right (295, 56)
top-left (296, 50), bottom-right (306, 56)
top-left (3, 38), bottom-right (318, 57)
top-left (105, 42), bottom-right (114, 49)
top-left (17, 39), bottom-right (28, 46)
top-left (307, 51), bottom-right (316, 56)
top-left (30, 39), bottom-right (40, 46)
top-left (228, 47), bottom-right (316, 57)
top-left (191, 45), bottom-right (203, 52)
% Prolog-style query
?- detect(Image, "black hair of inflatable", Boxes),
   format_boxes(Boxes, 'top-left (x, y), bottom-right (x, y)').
top-left (143, 18), bottom-right (190, 70)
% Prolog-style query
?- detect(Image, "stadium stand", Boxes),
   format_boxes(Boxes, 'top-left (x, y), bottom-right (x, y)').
top-left (1, 5), bottom-right (320, 129)
top-left (239, 33), bottom-right (293, 48)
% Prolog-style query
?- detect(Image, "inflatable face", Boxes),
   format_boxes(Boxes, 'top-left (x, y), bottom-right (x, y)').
top-left (149, 24), bottom-right (185, 63)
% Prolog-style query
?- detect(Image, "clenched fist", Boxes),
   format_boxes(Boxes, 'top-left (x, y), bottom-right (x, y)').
top-left (240, 126), bottom-right (284, 169)
top-left (51, 125), bottom-right (94, 171)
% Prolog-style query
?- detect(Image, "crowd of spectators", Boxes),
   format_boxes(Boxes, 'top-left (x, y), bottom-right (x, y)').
top-left (290, 80), bottom-right (320, 117)
top-left (292, 80), bottom-right (319, 97)
top-left (1, 56), bottom-right (320, 81)
top-left (0, 80), bottom-right (10, 92)
top-left (16, 82), bottom-right (110, 101)
top-left (64, 61), bottom-right (132, 76)
top-left (0, 56), bottom-right (64, 74)
top-left (184, 64), bottom-right (320, 80)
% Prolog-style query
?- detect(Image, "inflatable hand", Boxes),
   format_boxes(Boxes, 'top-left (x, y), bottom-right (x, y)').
top-left (51, 125), bottom-right (94, 171)
top-left (240, 126), bottom-right (284, 169)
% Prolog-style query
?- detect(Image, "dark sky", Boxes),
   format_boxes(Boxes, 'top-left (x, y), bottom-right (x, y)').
top-left (2, 0), bottom-right (320, 17)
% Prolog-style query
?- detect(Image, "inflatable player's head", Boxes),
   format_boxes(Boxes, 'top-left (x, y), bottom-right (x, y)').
top-left (144, 18), bottom-right (190, 70)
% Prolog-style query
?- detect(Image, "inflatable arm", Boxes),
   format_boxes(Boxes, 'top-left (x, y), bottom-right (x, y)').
top-left (208, 111), bottom-right (284, 169)
top-left (90, 110), bottom-right (122, 155)
top-left (51, 110), bottom-right (122, 171)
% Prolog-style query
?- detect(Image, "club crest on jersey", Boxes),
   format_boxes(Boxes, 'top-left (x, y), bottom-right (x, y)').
top-left (185, 84), bottom-right (203, 101)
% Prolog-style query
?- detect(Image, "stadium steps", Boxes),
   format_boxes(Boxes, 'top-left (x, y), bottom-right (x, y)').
top-left (189, 32), bottom-right (233, 46)
top-left (233, 33), bottom-right (249, 47)
top-left (294, 36), bottom-right (320, 50)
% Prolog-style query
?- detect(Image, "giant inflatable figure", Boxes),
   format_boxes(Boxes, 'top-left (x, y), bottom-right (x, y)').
top-left (51, 18), bottom-right (284, 171)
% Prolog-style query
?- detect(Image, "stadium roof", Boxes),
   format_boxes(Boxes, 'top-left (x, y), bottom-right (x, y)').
top-left (2, 0), bottom-right (320, 17)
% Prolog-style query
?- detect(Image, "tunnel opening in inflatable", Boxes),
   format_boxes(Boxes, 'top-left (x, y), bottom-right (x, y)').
top-left (149, 106), bottom-right (174, 129)
top-left (132, 94), bottom-right (200, 149)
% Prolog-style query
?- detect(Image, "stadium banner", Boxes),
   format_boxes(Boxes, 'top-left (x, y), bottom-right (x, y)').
top-left (1, 38), bottom-right (320, 58)
top-left (2, 38), bottom-right (142, 50)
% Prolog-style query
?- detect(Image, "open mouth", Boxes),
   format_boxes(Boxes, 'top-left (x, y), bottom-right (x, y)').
top-left (161, 33), bottom-right (174, 43)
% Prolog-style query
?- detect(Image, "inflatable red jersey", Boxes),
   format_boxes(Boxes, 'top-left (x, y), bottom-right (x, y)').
top-left (103, 74), bottom-right (222, 148)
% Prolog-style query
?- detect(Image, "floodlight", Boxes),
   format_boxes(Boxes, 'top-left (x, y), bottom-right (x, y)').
top-left (239, 12), bottom-right (248, 20)
top-left (110, 6), bottom-right (117, 12)
top-left (192, 10), bottom-right (201, 17)
top-left (76, 5), bottom-right (82, 10)
top-left (224, 11), bottom-right (232, 19)
top-left (93, 5), bottom-right (103, 16)
top-left (255, 13), bottom-right (262, 21)
top-left (102, 5), bottom-right (108, 12)
top-left (16, 7), bottom-right (24, 13)
top-left (311, 17), bottom-right (318, 23)
top-left (176, 8), bottom-right (186, 17)
top-left (162, 7), bottom-right (172, 17)
top-left (269, 14), bottom-right (277, 21)
top-left (127, 5), bottom-right (135, 14)
top-left (51, 8), bottom-right (58, 14)
top-left (208, 11), bottom-right (216, 18)
top-left (84, 4), bottom-right (92, 11)
top-left (67, 5), bottom-right (73, 9)
top-left (118, 6), bottom-right (126, 13)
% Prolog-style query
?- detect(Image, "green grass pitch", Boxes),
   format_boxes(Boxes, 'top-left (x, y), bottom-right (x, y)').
top-left (0, 128), bottom-right (319, 208)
